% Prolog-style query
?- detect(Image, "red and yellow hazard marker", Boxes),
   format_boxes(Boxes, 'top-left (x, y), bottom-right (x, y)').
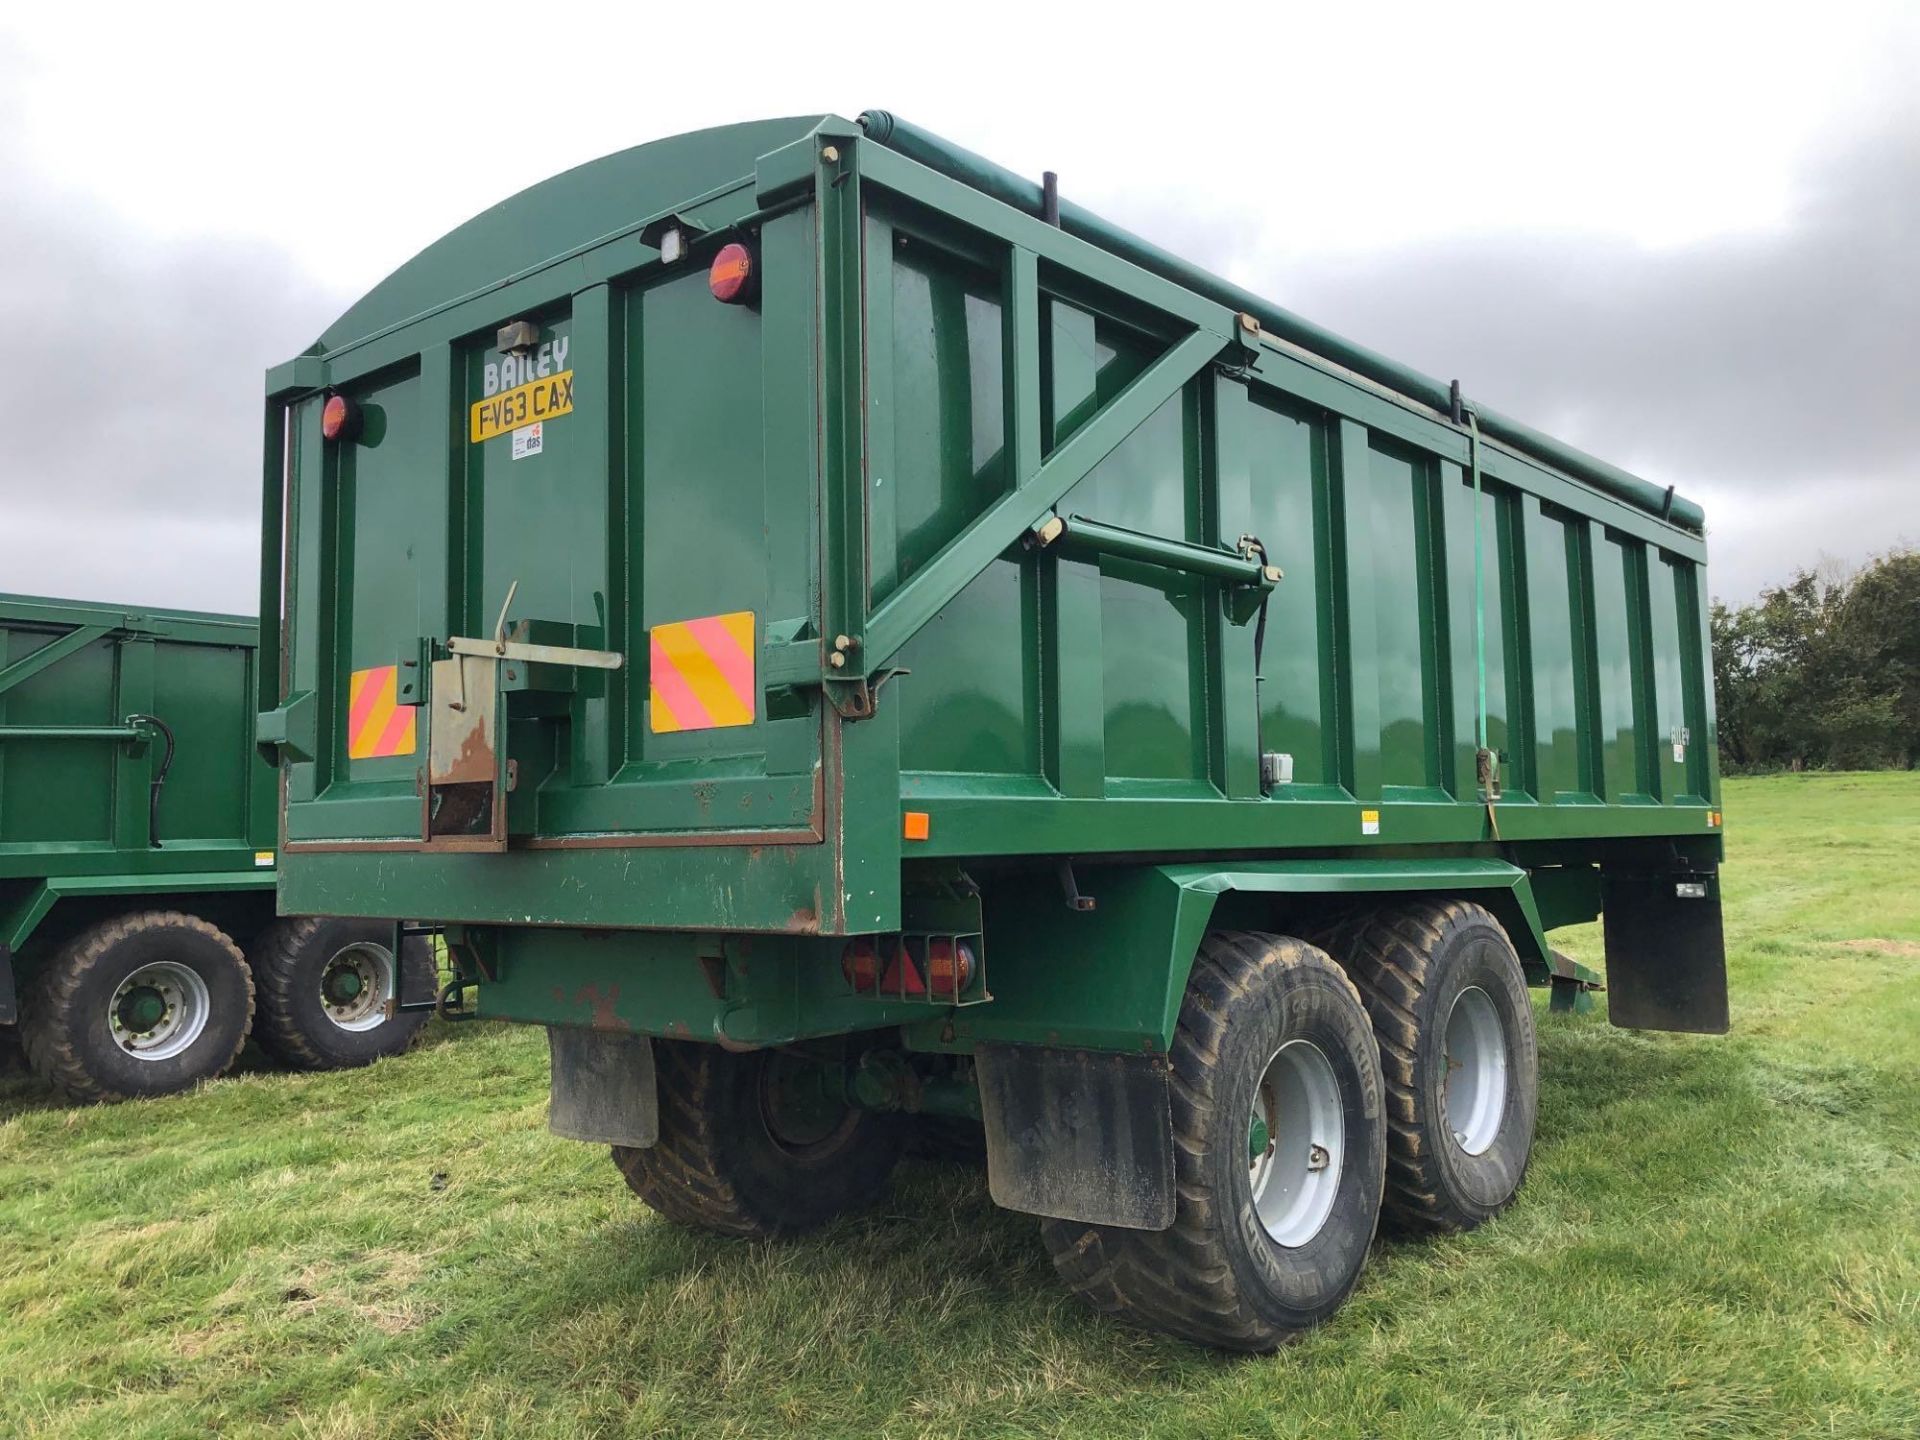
top-left (649, 611), bottom-right (756, 732)
top-left (347, 665), bottom-right (417, 759)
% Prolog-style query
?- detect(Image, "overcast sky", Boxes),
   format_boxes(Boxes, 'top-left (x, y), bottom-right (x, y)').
top-left (2, 3), bottom-right (1914, 611)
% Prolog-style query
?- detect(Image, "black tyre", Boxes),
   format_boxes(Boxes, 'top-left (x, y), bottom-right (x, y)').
top-left (20, 910), bottom-right (253, 1103)
top-left (612, 1038), bottom-right (905, 1237)
top-left (1318, 900), bottom-right (1538, 1234)
top-left (1041, 932), bottom-right (1386, 1351)
top-left (248, 917), bottom-right (433, 1071)
top-left (0, 1025), bottom-right (26, 1076)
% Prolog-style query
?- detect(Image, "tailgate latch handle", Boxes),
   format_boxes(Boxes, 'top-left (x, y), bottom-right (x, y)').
top-left (445, 582), bottom-right (624, 673)
top-left (446, 636), bottom-right (624, 671)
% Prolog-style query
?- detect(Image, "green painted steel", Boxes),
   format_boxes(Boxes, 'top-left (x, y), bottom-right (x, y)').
top-left (0, 594), bottom-right (275, 973)
top-left (262, 115), bottom-right (1723, 1052)
top-left (460, 923), bottom-right (960, 1047)
top-left (857, 111), bottom-right (1705, 536)
top-left (905, 860), bottom-right (1551, 1054)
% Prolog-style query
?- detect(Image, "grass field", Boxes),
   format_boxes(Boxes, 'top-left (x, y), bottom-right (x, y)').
top-left (2, 773), bottom-right (1916, 1438)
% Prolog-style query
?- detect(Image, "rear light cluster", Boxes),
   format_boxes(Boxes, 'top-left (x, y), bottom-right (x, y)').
top-left (321, 393), bottom-right (361, 442)
top-left (842, 936), bottom-right (976, 999)
top-left (708, 241), bottom-right (755, 305)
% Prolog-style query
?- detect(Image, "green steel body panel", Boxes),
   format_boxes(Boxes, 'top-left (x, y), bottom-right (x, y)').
top-left (2, 871), bottom-right (274, 956)
top-left (0, 594), bottom-right (277, 971)
top-left (465, 923), bottom-right (962, 1048)
top-left (922, 859), bottom-right (1554, 1054)
top-left (446, 857), bottom-right (1550, 1055)
top-left (264, 115), bottom-right (1722, 1048)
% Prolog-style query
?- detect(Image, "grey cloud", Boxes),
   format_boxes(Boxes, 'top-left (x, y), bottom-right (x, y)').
top-left (3, 63), bottom-right (1913, 612)
top-left (1099, 99), bottom-right (1919, 601)
top-left (0, 84), bottom-right (346, 612)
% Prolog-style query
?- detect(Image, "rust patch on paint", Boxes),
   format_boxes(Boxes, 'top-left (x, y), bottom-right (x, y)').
top-left (569, 983), bottom-right (627, 1032)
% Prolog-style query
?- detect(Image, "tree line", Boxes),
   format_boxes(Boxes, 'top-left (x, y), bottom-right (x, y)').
top-left (1712, 549), bottom-right (1919, 772)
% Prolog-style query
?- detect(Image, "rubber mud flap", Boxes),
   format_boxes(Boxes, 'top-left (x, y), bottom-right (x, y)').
top-left (1601, 870), bottom-right (1730, 1034)
top-left (548, 1026), bottom-right (659, 1147)
top-left (977, 1043), bottom-right (1175, 1230)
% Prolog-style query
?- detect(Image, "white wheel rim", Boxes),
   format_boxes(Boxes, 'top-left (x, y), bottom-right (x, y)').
top-left (319, 943), bottom-right (395, 1032)
top-left (1444, 985), bottom-right (1508, 1156)
top-left (1248, 1039), bottom-right (1345, 1248)
top-left (108, 961), bottom-right (211, 1062)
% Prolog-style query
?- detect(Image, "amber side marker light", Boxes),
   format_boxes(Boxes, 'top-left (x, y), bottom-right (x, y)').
top-left (708, 241), bottom-right (756, 304)
top-left (842, 939), bottom-right (882, 993)
top-left (922, 938), bottom-right (975, 999)
top-left (842, 937), bottom-right (976, 999)
top-left (321, 394), bottom-right (361, 442)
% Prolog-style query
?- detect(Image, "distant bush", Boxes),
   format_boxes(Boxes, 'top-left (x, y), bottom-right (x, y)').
top-left (1713, 550), bottom-right (1919, 772)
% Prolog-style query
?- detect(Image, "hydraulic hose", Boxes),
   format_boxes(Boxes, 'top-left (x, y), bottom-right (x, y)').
top-left (858, 111), bottom-right (1702, 534)
top-left (125, 713), bottom-right (176, 848)
top-left (1240, 536), bottom-right (1276, 795)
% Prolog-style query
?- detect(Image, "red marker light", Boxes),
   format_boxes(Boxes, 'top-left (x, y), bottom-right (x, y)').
top-left (321, 394), bottom-right (360, 442)
top-left (924, 939), bottom-right (975, 999)
top-left (842, 939), bottom-right (882, 993)
top-left (844, 936), bottom-right (975, 999)
top-left (708, 242), bottom-right (755, 304)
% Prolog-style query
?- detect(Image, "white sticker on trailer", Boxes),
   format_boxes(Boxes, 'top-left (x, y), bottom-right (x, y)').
top-left (512, 422), bottom-right (544, 460)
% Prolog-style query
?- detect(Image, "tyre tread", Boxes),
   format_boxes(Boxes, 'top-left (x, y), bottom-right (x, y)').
top-left (610, 1041), bottom-right (903, 1239)
top-left (248, 917), bottom-right (429, 1072)
top-left (20, 910), bottom-right (252, 1104)
top-left (1041, 931), bottom-right (1375, 1351)
top-left (1316, 899), bottom-right (1526, 1234)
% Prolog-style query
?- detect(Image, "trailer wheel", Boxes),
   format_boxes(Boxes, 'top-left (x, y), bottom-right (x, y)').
top-left (1041, 932), bottom-right (1386, 1351)
top-left (20, 910), bottom-right (253, 1103)
top-left (248, 918), bottom-right (433, 1071)
top-left (1318, 900), bottom-right (1538, 1233)
top-left (611, 1039), bottom-right (904, 1237)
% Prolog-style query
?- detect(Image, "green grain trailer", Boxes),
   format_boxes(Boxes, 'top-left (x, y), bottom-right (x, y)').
top-left (259, 113), bottom-right (1727, 1349)
top-left (0, 594), bottom-right (429, 1101)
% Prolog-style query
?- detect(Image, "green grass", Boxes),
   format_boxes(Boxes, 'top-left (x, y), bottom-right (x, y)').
top-left (3, 773), bottom-right (1917, 1438)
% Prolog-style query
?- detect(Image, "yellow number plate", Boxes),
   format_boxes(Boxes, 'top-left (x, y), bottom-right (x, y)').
top-left (470, 370), bottom-right (574, 443)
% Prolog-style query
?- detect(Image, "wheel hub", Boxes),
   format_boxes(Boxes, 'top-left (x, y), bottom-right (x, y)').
top-left (1247, 1039), bottom-right (1345, 1248)
top-left (117, 985), bottom-right (168, 1034)
top-left (318, 944), bottom-right (393, 1032)
top-left (1442, 985), bottom-right (1509, 1156)
top-left (323, 967), bottom-right (365, 1004)
top-left (758, 1050), bottom-right (857, 1155)
top-left (107, 961), bottom-right (211, 1062)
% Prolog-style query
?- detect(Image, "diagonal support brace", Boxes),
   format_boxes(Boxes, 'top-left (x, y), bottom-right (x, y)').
top-left (860, 327), bottom-right (1228, 670)
top-left (0, 625), bottom-right (111, 698)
